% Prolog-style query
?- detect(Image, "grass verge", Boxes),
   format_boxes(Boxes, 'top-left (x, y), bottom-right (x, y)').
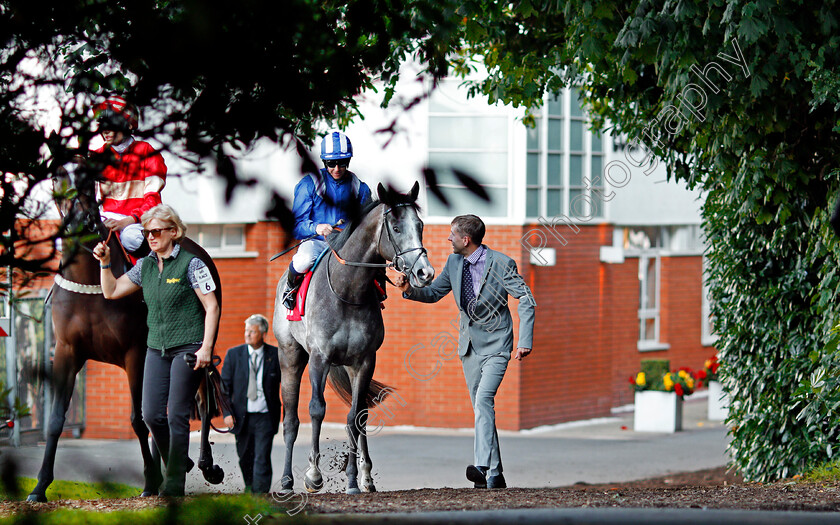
top-left (8, 478), bottom-right (141, 501)
top-left (1, 494), bottom-right (288, 525)
top-left (803, 458), bottom-right (840, 483)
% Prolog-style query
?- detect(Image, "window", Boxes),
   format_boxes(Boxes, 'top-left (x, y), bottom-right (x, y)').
top-left (427, 79), bottom-right (509, 217)
top-left (701, 256), bottom-right (719, 346)
top-left (637, 255), bottom-right (666, 351)
top-left (622, 225), bottom-right (703, 255)
top-left (189, 224), bottom-right (252, 258)
top-left (526, 88), bottom-right (606, 220)
top-left (621, 226), bottom-right (670, 351)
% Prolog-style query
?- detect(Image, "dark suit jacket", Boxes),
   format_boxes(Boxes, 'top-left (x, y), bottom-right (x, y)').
top-left (221, 343), bottom-right (282, 435)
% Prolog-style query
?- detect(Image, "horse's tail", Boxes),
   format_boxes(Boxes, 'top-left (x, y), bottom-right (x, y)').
top-left (327, 365), bottom-right (394, 408)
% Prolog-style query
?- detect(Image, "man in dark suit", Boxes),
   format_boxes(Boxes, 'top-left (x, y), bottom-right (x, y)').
top-left (221, 314), bottom-right (281, 493)
top-left (396, 214), bottom-right (536, 490)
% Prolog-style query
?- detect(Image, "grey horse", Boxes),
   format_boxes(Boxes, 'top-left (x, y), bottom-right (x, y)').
top-left (273, 181), bottom-right (434, 494)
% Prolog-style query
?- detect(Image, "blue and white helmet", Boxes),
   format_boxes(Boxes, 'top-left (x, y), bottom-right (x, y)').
top-left (320, 130), bottom-right (353, 160)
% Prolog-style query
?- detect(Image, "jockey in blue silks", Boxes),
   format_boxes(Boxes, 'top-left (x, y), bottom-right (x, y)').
top-left (282, 130), bottom-right (372, 310)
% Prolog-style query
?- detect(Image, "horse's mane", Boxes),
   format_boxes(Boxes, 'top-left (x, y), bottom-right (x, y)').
top-left (328, 199), bottom-right (381, 251)
top-left (328, 195), bottom-right (421, 252)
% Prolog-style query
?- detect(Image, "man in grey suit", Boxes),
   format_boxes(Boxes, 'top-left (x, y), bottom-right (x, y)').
top-left (395, 214), bottom-right (536, 489)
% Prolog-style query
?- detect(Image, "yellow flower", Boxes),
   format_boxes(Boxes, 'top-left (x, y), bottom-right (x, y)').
top-left (705, 359), bottom-right (712, 369)
top-left (687, 378), bottom-right (694, 389)
top-left (663, 373), bottom-right (674, 390)
top-left (635, 372), bottom-right (646, 386)
top-left (678, 370), bottom-right (688, 379)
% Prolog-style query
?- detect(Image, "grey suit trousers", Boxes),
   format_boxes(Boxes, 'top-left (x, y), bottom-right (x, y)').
top-left (461, 347), bottom-right (509, 475)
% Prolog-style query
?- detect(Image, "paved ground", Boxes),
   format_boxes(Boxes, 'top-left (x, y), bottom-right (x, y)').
top-left (305, 508), bottom-right (840, 525)
top-left (7, 397), bottom-right (729, 495)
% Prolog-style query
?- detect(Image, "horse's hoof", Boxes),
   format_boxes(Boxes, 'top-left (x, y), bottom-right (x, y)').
top-left (140, 491), bottom-right (156, 498)
top-left (346, 487), bottom-right (361, 495)
top-left (363, 484), bottom-right (377, 493)
top-left (26, 493), bottom-right (47, 503)
top-left (304, 477), bottom-right (323, 493)
top-left (201, 465), bottom-right (225, 485)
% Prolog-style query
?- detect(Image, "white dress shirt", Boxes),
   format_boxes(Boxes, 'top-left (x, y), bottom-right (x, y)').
top-left (246, 345), bottom-right (269, 414)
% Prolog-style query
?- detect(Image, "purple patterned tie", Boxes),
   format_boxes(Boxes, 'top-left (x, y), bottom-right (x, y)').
top-left (461, 260), bottom-right (476, 318)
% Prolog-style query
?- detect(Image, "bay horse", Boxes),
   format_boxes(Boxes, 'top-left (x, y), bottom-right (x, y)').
top-left (26, 165), bottom-right (225, 502)
top-left (272, 181), bottom-right (435, 494)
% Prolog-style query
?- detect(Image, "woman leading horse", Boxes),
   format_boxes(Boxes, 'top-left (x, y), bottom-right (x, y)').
top-left (93, 204), bottom-right (220, 497)
top-left (28, 161), bottom-right (225, 501)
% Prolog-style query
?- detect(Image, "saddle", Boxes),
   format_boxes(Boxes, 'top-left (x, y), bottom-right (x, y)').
top-left (286, 271), bottom-right (315, 321)
top-left (286, 250), bottom-right (388, 321)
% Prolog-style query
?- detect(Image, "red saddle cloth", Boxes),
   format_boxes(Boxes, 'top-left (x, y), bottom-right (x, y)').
top-left (285, 271), bottom-right (388, 321)
top-left (286, 271), bottom-right (315, 321)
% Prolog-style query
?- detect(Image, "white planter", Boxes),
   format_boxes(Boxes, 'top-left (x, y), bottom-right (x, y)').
top-left (707, 380), bottom-right (728, 421)
top-left (633, 391), bottom-right (683, 433)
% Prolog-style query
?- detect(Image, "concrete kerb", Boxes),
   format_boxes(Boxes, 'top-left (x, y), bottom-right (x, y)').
top-left (304, 508), bottom-right (840, 525)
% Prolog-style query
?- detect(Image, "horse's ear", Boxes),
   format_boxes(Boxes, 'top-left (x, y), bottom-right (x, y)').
top-left (377, 183), bottom-right (390, 204)
top-left (408, 181), bottom-right (420, 202)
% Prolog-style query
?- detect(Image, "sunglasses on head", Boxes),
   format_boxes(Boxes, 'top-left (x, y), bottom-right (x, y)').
top-left (143, 227), bottom-right (174, 238)
top-left (324, 159), bottom-right (349, 168)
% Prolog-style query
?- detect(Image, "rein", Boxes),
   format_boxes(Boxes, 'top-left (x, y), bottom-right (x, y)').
top-left (324, 203), bottom-right (426, 307)
top-left (184, 354), bottom-right (234, 433)
top-left (55, 226), bottom-right (134, 296)
top-left (329, 203), bottom-right (427, 272)
top-left (104, 228), bottom-right (134, 269)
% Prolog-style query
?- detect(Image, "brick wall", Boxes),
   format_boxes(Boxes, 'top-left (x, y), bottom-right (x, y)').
top-left (519, 222), bottom-right (616, 427)
top-left (48, 219), bottom-right (715, 437)
top-left (83, 361), bottom-right (135, 438)
top-left (606, 252), bottom-right (715, 409)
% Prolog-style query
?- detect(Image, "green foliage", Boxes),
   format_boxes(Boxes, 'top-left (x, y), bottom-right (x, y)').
top-left (4, 478), bottom-right (141, 501)
top-left (0, 0), bottom-right (462, 273)
top-left (631, 359), bottom-right (670, 391)
top-left (453, 1), bottom-right (840, 481)
top-left (804, 457), bottom-right (840, 483)
top-left (633, 360), bottom-right (698, 397)
top-left (0, 494), bottom-right (279, 525)
top-left (641, 360), bottom-right (669, 384)
top-left (0, 376), bottom-right (30, 430)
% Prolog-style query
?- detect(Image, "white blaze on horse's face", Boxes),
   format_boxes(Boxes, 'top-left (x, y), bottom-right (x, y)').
top-left (384, 204), bottom-right (435, 289)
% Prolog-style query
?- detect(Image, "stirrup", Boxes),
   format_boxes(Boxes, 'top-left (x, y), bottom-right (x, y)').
top-left (282, 286), bottom-right (298, 310)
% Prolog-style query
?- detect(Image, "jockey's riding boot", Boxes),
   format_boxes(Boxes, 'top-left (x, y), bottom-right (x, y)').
top-left (283, 266), bottom-right (305, 310)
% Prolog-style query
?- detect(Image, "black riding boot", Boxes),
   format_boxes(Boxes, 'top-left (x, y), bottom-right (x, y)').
top-left (282, 265), bottom-right (305, 310)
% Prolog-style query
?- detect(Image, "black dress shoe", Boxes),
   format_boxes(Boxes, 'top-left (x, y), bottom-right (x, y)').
top-left (487, 473), bottom-right (506, 489)
top-left (466, 465), bottom-right (488, 488)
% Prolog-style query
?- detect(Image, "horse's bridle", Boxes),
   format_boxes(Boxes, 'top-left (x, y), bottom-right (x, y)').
top-left (54, 174), bottom-right (132, 284)
top-left (326, 203), bottom-right (428, 306)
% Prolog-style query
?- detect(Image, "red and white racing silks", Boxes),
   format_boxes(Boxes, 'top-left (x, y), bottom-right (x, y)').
top-left (95, 138), bottom-right (167, 223)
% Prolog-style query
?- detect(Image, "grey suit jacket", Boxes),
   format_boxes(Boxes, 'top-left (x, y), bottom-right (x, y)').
top-left (405, 247), bottom-right (536, 357)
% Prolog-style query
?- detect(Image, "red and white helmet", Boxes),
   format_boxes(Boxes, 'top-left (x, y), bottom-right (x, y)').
top-left (93, 95), bottom-right (138, 132)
